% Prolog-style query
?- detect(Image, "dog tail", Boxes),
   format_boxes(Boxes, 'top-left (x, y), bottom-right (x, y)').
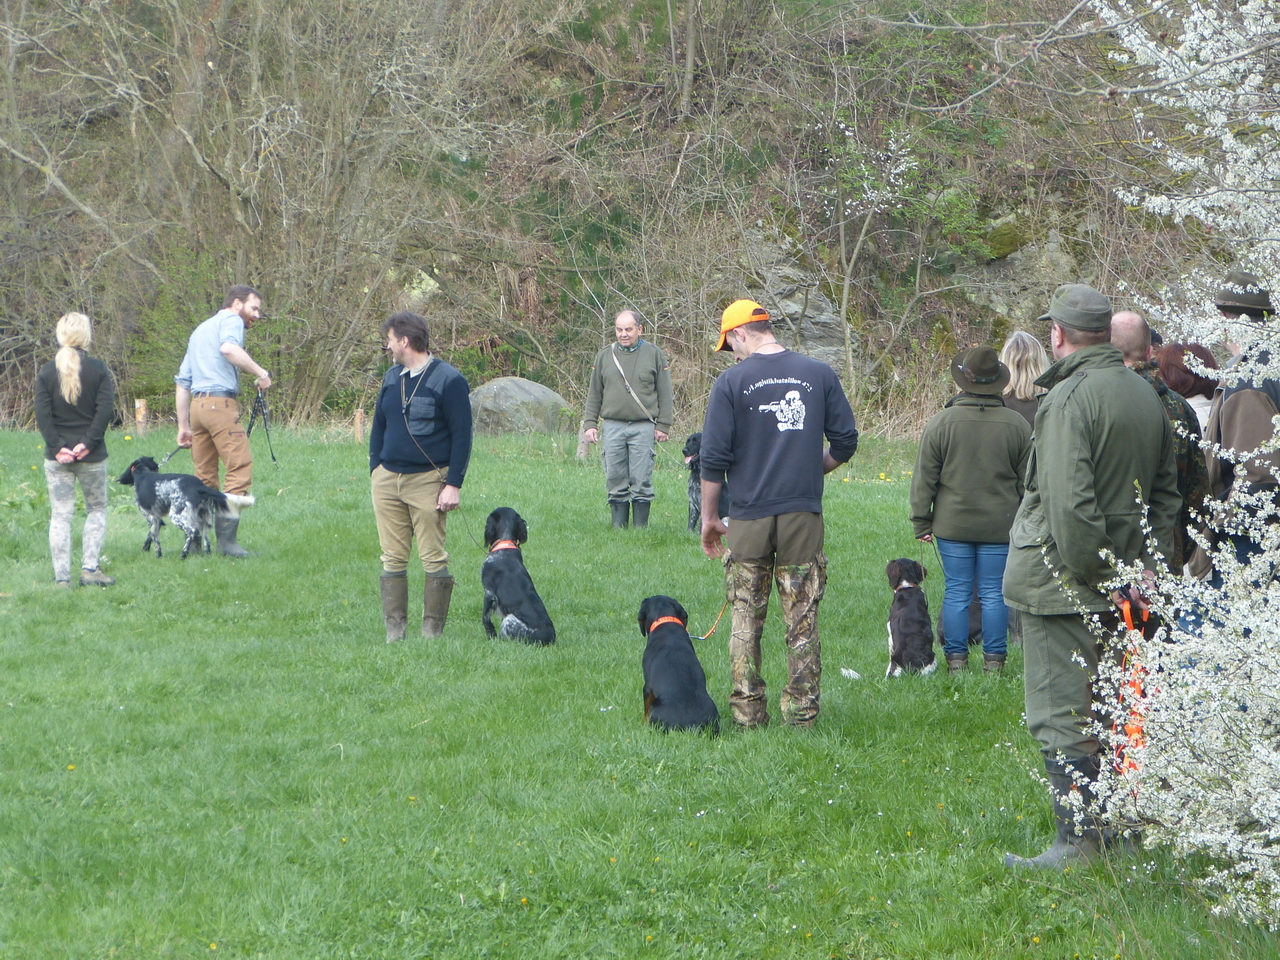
top-left (220, 493), bottom-right (255, 517)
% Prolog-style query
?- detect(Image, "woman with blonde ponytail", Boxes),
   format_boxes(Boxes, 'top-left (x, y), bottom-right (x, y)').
top-left (34, 312), bottom-right (117, 587)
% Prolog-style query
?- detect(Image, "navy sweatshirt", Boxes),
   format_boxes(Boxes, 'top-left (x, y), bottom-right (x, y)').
top-left (700, 350), bottom-right (858, 519)
top-left (369, 359), bottom-right (473, 489)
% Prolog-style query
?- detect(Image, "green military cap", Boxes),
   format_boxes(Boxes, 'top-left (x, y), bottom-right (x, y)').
top-left (1214, 270), bottom-right (1273, 314)
top-left (1037, 283), bottom-right (1112, 331)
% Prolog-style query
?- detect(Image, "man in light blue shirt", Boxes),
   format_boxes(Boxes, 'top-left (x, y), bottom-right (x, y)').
top-left (175, 285), bottom-right (271, 556)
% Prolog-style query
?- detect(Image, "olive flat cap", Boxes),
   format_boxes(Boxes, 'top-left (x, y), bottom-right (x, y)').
top-left (1215, 270), bottom-right (1273, 314)
top-left (1037, 283), bottom-right (1112, 331)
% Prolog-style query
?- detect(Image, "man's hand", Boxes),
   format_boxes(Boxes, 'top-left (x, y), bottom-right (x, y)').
top-left (917, 533), bottom-right (933, 544)
top-left (1111, 569), bottom-right (1157, 615)
top-left (655, 429), bottom-right (669, 442)
top-left (584, 427), bottom-right (598, 444)
top-left (701, 516), bottom-right (728, 559)
top-left (437, 484), bottom-right (461, 512)
top-left (254, 373), bottom-right (272, 391)
top-left (177, 426), bottom-right (193, 448)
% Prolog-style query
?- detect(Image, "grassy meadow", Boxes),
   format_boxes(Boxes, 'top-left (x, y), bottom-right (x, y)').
top-left (0, 427), bottom-right (1269, 959)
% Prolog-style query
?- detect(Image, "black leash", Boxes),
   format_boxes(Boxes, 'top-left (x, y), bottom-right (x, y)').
top-left (246, 389), bottom-right (279, 468)
top-left (157, 445), bottom-right (184, 467)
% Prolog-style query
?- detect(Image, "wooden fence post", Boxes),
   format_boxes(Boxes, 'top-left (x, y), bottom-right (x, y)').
top-left (354, 408), bottom-right (365, 444)
top-left (134, 398), bottom-right (148, 435)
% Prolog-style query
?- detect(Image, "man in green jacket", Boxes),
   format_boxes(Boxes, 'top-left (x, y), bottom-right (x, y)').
top-left (583, 310), bottom-right (674, 528)
top-left (1003, 284), bottom-right (1181, 870)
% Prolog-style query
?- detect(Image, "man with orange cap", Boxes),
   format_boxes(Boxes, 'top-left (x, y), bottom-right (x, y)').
top-left (699, 300), bottom-right (859, 727)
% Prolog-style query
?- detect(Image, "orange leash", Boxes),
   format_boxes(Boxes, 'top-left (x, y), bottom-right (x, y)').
top-left (1114, 600), bottom-right (1149, 775)
top-left (694, 598), bottom-right (730, 641)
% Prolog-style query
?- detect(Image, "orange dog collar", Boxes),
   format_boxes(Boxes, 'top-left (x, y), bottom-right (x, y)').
top-left (489, 539), bottom-right (520, 552)
top-left (648, 616), bottom-right (686, 633)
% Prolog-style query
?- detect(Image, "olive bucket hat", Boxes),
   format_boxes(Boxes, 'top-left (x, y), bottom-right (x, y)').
top-left (951, 345), bottom-right (1011, 396)
top-left (1214, 270), bottom-right (1274, 316)
top-left (1036, 283), bottom-right (1112, 331)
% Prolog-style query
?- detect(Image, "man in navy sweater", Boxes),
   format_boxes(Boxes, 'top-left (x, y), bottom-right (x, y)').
top-left (369, 312), bottom-right (473, 641)
top-left (699, 300), bottom-right (859, 727)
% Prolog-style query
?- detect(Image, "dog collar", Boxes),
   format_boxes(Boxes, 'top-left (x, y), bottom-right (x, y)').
top-left (648, 616), bottom-right (686, 633)
top-left (894, 580), bottom-right (919, 592)
top-left (489, 539), bottom-right (520, 552)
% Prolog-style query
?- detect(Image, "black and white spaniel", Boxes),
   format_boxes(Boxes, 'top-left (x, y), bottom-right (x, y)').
top-left (117, 457), bottom-right (254, 559)
top-left (481, 507), bottom-right (556, 645)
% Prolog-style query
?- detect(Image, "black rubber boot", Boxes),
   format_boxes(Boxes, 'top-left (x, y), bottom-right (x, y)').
top-left (215, 514), bottom-right (252, 557)
top-left (632, 500), bottom-right (651, 528)
top-left (380, 571), bottom-right (408, 642)
top-left (610, 500), bottom-right (630, 529)
top-left (423, 573), bottom-right (454, 638)
top-left (1006, 755), bottom-right (1104, 869)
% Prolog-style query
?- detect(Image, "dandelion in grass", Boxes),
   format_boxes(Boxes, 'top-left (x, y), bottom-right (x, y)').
top-left (124, 435), bottom-right (132, 441)
top-left (66, 764), bottom-right (74, 770)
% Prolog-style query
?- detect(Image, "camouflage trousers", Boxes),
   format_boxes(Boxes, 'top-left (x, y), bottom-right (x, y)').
top-left (44, 459), bottom-right (108, 583)
top-left (725, 553), bottom-right (827, 727)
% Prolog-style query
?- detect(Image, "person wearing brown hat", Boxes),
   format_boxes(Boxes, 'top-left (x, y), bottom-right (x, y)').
top-left (1202, 270), bottom-right (1280, 585)
top-left (698, 300), bottom-right (859, 728)
top-left (1003, 283), bottom-right (1180, 870)
top-left (910, 346), bottom-right (1031, 674)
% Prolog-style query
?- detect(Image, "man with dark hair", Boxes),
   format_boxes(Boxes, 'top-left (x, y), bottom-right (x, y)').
top-left (1204, 271), bottom-right (1280, 580)
top-left (699, 300), bottom-right (859, 728)
top-left (1004, 284), bottom-right (1180, 869)
top-left (175, 284), bottom-right (270, 556)
top-left (583, 309), bottom-right (673, 528)
top-left (369, 311), bottom-right (472, 641)
top-left (1112, 310), bottom-right (1209, 569)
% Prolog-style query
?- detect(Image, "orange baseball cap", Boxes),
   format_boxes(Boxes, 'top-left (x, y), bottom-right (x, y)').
top-left (716, 300), bottom-right (769, 351)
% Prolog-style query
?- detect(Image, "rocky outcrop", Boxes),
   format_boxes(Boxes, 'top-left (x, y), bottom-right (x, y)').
top-left (470, 376), bottom-right (571, 434)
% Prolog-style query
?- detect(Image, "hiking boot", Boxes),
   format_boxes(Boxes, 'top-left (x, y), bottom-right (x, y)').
top-left (380, 571), bottom-right (408, 642)
top-left (609, 500), bottom-right (630, 529)
top-left (54, 580), bottom-right (72, 589)
top-left (983, 655), bottom-right (1006, 674)
top-left (947, 655), bottom-right (969, 674)
top-left (632, 500), bottom-right (651, 528)
top-left (215, 514), bottom-right (252, 558)
top-left (423, 573), bottom-right (455, 638)
top-left (79, 568), bottom-right (115, 587)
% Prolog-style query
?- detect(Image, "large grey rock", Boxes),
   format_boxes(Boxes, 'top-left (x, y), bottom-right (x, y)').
top-left (470, 376), bottom-right (571, 434)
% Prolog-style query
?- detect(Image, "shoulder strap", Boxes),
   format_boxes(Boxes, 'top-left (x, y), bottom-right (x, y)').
top-left (610, 344), bottom-right (657, 424)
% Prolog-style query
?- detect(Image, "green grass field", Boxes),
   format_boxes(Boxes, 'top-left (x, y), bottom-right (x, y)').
top-left (0, 428), bottom-right (1269, 959)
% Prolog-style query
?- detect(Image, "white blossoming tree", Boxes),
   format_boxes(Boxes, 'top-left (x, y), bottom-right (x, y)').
top-left (1076, 0), bottom-right (1280, 928)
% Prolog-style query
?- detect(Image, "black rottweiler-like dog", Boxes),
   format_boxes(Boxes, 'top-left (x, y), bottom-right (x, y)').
top-left (481, 507), bottom-right (556, 645)
top-left (638, 595), bottom-right (719, 733)
top-left (885, 558), bottom-right (937, 676)
top-left (117, 456), bottom-right (254, 559)
top-left (682, 432), bottom-right (731, 532)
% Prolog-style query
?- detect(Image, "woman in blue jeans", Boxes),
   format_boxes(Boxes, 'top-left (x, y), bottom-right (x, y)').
top-left (909, 345), bottom-right (1033, 673)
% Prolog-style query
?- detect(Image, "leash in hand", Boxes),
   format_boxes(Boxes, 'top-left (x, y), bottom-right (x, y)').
top-left (157, 445), bottom-right (185, 467)
top-left (246, 389), bottom-right (279, 468)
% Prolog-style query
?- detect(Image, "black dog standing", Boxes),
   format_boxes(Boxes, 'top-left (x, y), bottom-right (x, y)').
top-left (682, 433), bottom-right (731, 533)
top-left (481, 507), bottom-right (556, 645)
top-left (638, 596), bottom-right (719, 733)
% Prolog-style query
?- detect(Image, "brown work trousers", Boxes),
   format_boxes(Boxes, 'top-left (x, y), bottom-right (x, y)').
top-left (190, 396), bottom-right (252, 495)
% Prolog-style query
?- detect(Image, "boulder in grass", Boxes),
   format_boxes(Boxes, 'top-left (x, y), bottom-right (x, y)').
top-left (470, 376), bottom-right (571, 435)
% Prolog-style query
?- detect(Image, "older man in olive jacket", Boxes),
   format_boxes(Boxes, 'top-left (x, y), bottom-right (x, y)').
top-left (1003, 284), bottom-right (1181, 871)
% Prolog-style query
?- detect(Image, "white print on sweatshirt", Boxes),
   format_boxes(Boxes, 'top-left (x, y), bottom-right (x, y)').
top-left (757, 390), bottom-right (806, 431)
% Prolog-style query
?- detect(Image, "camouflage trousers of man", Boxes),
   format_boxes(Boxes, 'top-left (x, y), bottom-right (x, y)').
top-left (44, 459), bottom-right (108, 583)
top-left (725, 553), bottom-right (827, 727)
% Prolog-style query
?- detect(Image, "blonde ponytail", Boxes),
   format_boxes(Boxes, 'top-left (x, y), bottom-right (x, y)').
top-left (54, 312), bottom-right (92, 405)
